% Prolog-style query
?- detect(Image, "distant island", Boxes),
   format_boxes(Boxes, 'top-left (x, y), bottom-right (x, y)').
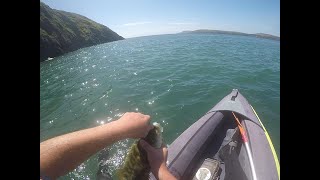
top-left (180, 29), bottom-right (280, 41)
top-left (40, 2), bottom-right (124, 62)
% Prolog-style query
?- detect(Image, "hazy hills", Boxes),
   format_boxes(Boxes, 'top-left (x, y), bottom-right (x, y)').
top-left (181, 29), bottom-right (280, 41)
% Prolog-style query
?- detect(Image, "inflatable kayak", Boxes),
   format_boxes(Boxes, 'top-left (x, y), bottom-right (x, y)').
top-left (152, 89), bottom-right (280, 180)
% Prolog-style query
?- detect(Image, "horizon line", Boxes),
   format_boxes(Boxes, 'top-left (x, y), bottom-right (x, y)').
top-left (121, 29), bottom-right (280, 39)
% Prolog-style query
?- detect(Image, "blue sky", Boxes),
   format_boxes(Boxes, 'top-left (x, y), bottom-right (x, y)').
top-left (41, 0), bottom-right (280, 38)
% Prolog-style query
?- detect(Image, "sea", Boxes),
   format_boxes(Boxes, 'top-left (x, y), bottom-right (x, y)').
top-left (40, 33), bottom-right (280, 179)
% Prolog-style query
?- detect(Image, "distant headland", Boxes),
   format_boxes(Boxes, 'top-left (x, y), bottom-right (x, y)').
top-left (180, 29), bottom-right (280, 41)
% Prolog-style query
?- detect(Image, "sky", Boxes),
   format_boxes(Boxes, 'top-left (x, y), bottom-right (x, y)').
top-left (41, 0), bottom-right (280, 38)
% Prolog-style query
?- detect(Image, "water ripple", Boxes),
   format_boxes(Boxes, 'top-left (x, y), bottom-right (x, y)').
top-left (40, 34), bottom-right (279, 179)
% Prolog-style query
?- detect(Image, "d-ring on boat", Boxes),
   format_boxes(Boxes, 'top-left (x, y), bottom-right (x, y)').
top-left (151, 89), bottom-right (280, 180)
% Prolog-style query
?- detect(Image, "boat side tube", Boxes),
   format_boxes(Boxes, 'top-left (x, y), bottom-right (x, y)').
top-left (164, 111), bottom-right (224, 179)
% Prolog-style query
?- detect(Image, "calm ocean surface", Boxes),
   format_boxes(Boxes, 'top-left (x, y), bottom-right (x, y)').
top-left (40, 33), bottom-right (280, 179)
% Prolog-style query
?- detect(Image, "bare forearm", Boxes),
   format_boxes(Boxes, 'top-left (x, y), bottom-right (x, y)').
top-left (40, 120), bottom-right (126, 179)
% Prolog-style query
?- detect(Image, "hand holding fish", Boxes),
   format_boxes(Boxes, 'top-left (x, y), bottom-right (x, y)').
top-left (140, 140), bottom-right (177, 180)
top-left (40, 112), bottom-right (176, 180)
top-left (40, 112), bottom-right (153, 179)
top-left (117, 112), bottom-right (154, 138)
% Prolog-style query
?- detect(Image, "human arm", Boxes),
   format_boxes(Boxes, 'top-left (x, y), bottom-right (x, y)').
top-left (139, 140), bottom-right (177, 180)
top-left (40, 112), bottom-right (153, 179)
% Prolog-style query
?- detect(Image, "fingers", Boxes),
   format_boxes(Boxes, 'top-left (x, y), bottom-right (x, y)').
top-left (128, 112), bottom-right (151, 123)
top-left (142, 124), bottom-right (154, 138)
top-left (143, 114), bottom-right (151, 120)
top-left (134, 112), bottom-right (152, 131)
top-left (143, 114), bottom-right (151, 125)
top-left (147, 124), bottom-right (154, 131)
top-left (161, 143), bottom-right (168, 152)
top-left (144, 115), bottom-right (153, 132)
top-left (160, 143), bottom-right (167, 149)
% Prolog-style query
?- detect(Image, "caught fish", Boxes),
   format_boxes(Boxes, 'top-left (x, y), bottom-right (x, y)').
top-left (117, 122), bottom-right (163, 180)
